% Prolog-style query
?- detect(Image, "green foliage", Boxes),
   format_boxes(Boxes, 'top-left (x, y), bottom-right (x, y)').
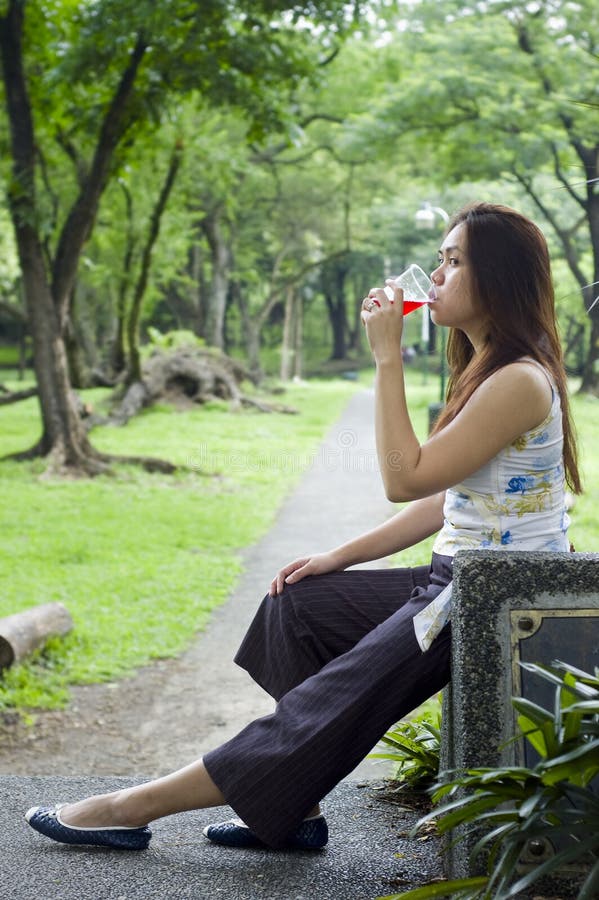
top-left (0, 377), bottom-right (355, 711)
top-left (370, 695), bottom-right (442, 789)
top-left (144, 327), bottom-right (205, 353)
top-left (387, 661), bottom-right (599, 900)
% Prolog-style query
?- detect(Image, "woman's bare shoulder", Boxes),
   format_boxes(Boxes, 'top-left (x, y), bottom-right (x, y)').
top-left (475, 360), bottom-right (552, 423)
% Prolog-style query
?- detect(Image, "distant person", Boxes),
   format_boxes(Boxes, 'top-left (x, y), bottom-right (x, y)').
top-left (26, 202), bottom-right (581, 853)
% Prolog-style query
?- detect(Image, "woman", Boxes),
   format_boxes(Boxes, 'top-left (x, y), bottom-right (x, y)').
top-left (25, 202), bottom-right (581, 852)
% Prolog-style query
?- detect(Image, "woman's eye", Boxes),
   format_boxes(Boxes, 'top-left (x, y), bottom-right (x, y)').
top-left (449, 257), bottom-right (459, 266)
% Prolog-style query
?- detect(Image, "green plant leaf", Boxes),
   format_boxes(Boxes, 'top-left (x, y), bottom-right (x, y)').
top-left (579, 858), bottom-right (599, 900)
top-left (516, 714), bottom-right (548, 757)
top-left (506, 832), bottom-right (599, 896)
top-left (553, 660), bottom-right (599, 687)
top-left (511, 695), bottom-right (555, 727)
top-left (539, 738), bottom-right (599, 785)
top-left (377, 876), bottom-right (489, 900)
top-left (471, 821), bottom-right (517, 862)
top-left (437, 794), bottom-right (518, 833)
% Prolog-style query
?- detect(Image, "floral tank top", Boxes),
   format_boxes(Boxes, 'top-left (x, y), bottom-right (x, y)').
top-left (432, 359), bottom-right (570, 557)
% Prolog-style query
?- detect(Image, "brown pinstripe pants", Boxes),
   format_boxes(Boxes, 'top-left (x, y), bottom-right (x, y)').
top-left (203, 554), bottom-right (453, 848)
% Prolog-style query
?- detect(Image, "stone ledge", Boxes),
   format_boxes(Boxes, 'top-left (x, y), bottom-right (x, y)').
top-left (441, 550), bottom-right (599, 885)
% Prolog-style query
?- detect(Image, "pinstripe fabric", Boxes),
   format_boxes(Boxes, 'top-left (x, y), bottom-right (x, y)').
top-left (203, 554), bottom-right (452, 849)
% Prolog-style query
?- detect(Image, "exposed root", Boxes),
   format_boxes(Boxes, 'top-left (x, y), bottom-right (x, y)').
top-left (98, 452), bottom-right (178, 474)
top-left (103, 346), bottom-right (292, 426)
top-left (240, 395), bottom-right (298, 414)
top-left (0, 386), bottom-right (37, 406)
top-left (1, 438), bottom-right (181, 477)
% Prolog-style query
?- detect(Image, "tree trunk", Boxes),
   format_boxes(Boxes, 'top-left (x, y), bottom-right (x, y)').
top-left (19, 250), bottom-right (100, 469)
top-left (280, 286), bottom-right (295, 381)
top-left (323, 287), bottom-right (348, 360)
top-left (0, 3), bottom-right (104, 471)
top-left (64, 285), bottom-right (92, 389)
top-left (293, 291), bottom-right (303, 380)
top-left (322, 257), bottom-right (349, 360)
top-left (579, 311), bottom-right (599, 394)
top-left (187, 239), bottom-right (206, 337)
top-left (126, 141), bottom-right (183, 384)
top-left (201, 206), bottom-right (230, 351)
top-left (579, 190), bottom-right (599, 394)
top-left (111, 180), bottom-right (136, 375)
top-left (0, 3), bottom-right (149, 470)
top-left (280, 288), bottom-right (304, 381)
top-left (245, 322), bottom-right (262, 376)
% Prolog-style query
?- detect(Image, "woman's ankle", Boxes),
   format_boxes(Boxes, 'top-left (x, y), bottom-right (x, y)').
top-left (112, 788), bottom-right (152, 828)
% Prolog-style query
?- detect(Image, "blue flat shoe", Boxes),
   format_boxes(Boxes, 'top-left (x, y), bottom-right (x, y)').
top-left (25, 805), bottom-right (152, 850)
top-left (202, 814), bottom-right (328, 850)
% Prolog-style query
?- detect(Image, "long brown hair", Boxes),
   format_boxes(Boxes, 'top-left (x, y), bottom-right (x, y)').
top-left (431, 201), bottom-right (582, 493)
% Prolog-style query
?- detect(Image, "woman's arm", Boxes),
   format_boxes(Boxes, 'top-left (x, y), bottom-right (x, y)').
top-left (364, 291), bottom-right (552, 502)
top-left (375, 357), bottom-right (551, 501)
top-left (270, 492), bottom-right (445, 594)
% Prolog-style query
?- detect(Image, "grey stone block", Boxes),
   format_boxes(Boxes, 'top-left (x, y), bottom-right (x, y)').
top-left (440, 550), bottom-right (599, 882)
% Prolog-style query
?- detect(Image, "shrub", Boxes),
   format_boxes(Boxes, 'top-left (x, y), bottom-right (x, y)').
top-left (370, 696), bottom-right (442, 789)
top-left (382, 661), bottom-right (599, 900)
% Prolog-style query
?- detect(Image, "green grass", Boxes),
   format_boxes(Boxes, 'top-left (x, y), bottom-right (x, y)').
top-left (0, 378), bottom-right (356, 710)
top-left (569, 387), bottom-right (599, 552)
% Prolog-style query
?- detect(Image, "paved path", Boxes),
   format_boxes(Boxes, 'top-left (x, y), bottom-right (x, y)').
top-left (139, 386), bottom-right (397, 777)
top-left (0, 389), bottom-right (445, 898)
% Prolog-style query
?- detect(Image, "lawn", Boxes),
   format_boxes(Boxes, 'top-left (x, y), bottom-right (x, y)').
top-left (0, 369), bottom-right (597, 712)
top-left (0, 376), bottom-right (357, 710)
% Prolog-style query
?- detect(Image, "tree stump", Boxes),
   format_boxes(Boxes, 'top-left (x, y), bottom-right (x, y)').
top-left (0, 603), bottom-right (73, 669)
top-left (103, 346), bottom-right (296, 426)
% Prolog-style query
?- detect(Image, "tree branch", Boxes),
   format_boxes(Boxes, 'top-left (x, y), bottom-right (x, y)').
top-left (513, 171), bottom-right (588, 289)
top-left (55, 127), bottom-right (88, 188)
top-left (0, 0), bottom-right (47, 288)
top-left (249, 113), bottom-right (345, 163)
top-left (550, 143), bottom-right (586, 210)
top-left (126, 140), bottom-right (184, 382)
top-left (514, 21), bottom-right (597, 186)
top-left (52, 34), bottom-right (148, 322)
top-left (0, 386), bottom-right (37, 405)
top-left (0, 298), bottom-right (26, 322)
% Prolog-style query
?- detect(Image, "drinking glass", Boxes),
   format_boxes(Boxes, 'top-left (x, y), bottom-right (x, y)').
top-left (384, 263), bottom-right (434, 315)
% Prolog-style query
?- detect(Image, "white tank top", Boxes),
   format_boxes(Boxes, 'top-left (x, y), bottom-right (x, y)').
top-left (432, 359), bottom-right (570, 557)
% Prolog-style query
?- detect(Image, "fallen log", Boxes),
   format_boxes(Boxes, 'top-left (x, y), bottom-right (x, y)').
top-left (0, 602), bottom-right (73, 670)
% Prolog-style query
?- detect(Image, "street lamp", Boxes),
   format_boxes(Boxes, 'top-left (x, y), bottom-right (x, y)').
top-left (415, 203), bottom-right (450, 430)
top-left (415, 202), bottom-right (450, 231)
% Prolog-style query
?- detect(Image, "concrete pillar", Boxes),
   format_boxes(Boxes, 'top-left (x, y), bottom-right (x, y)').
top-left (441, 550), bottom-right (599, 883)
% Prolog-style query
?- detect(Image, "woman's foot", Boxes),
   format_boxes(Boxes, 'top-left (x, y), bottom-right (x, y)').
top-left (203, 813), bottom-right (328, 850)
top-left (25, 803), bottom-right (152, 850)
top-left (57, 790), bottom-right (148, 829)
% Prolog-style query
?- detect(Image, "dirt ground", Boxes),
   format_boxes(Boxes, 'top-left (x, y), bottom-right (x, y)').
top-left (0, 599), bottom-right (275, 778)
top-left (0, 390), bottom-right (390, 784)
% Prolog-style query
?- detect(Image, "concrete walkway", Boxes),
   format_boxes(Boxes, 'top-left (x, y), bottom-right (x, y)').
top-left (133, 386), bottom-right (400, 777)
top-left (0, 389), bottom-right (443, 899)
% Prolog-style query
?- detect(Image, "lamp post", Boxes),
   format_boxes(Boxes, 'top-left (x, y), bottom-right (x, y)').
top-left (415, 202), bottom-right (449, 431)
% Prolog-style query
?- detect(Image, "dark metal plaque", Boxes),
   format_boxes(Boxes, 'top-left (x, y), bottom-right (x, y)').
top-left (511, 608), bottom-right (599, 767)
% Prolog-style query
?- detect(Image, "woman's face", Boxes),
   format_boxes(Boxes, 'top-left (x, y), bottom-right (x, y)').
top-left (429, 223), bottom-right (485, 347)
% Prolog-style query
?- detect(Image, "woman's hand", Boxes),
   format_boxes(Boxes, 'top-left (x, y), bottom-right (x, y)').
top-left (361, 282), bottom-right (405, 365)
top-left (269, 551), bottom-right (344, 596)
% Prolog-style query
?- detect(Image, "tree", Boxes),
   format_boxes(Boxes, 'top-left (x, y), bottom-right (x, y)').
top-left (0, 0), bottom-right (363, 472)
top-left (356, 0), bottom-right (599, 391)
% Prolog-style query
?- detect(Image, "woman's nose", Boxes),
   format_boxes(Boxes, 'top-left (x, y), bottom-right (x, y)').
top-left (430, 265), bottom-right (443, 284)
